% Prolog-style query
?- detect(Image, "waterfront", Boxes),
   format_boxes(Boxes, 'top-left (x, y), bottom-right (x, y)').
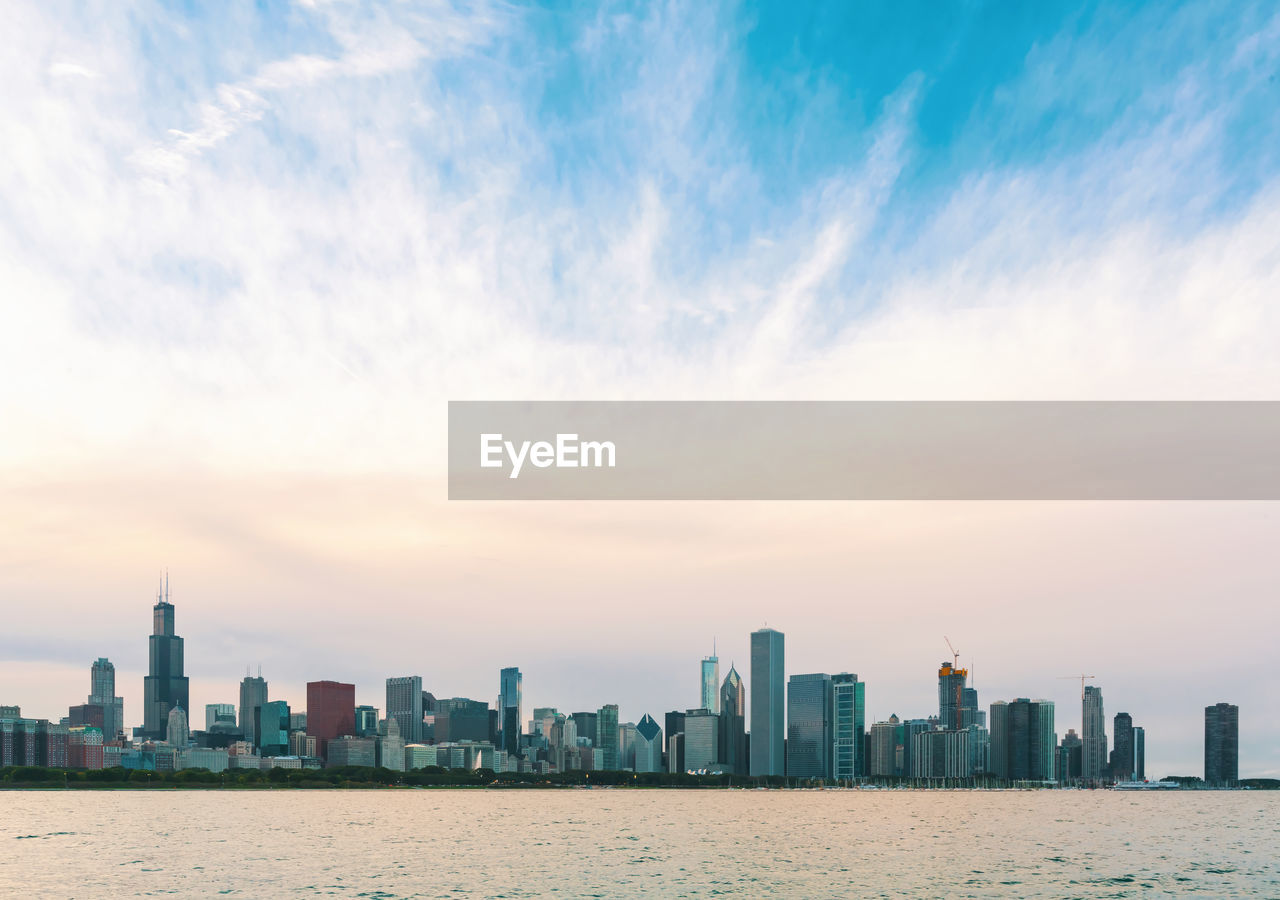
top-left (2, 790), bottom-right (1277, 897)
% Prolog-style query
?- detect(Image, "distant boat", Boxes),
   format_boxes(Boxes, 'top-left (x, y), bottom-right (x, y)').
top-left (1113, 781), bottom-right (1179, 790)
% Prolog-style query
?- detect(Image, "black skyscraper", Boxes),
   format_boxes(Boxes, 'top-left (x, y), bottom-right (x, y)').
top-left (1111, 712), bottom-right (1135, 781)
top-left (142, 577), bottom-right (189, 739)
top-left (1204, 702), bottom-right (1239, 787)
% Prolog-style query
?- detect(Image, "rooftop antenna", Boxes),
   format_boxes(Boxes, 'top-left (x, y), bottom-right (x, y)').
top-left (165, 569), bottom-right (170, 603)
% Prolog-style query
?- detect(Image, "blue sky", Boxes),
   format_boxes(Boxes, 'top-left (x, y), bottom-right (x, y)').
top-left (2, 1), bottom-right (1280, 777)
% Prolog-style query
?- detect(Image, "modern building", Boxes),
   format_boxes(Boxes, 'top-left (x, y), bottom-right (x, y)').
top-left (1111, 712), bottom-right (1135, 782)
top-left (386, 676), bottom-right (424, 744)
top-left (206, 703), bottom-right (236, 731)
top-left (326, 735), bottom-right (376, 768)
top-left (1133, 726), bottom-right (1145, 781)
top-left (379, 716), bottom-right (405, 771)
top-left (89, 658), bottom-right (124, 741)
top-left (786, 673), bottom-right (832, 778)
top-left (166, 705), bottom-right (190, 747)
top-left (142, 580), bottom-right (189, 740)
top-left (911, 728), bottom-right (972, 779)
top-left (354, 705), bottom-right (380, 737)
top-left (868, 715), bottom-right (903, 779)
top-left (989, 698), bottom-right (1055, 782)
top-left (938, 662), bottom-right (968, 730)
top-left (664, 710), bottom-right (686, 772)
top-left (718, 666), bottom-right (747, 775)
top-left (832, 673), bottom-right (865, 780)
top-left (634, 714), bottom-right (663, 773)
top-left (570, 711), bottom-right (598, 747)
top-left (701, 650), bottom-right (720, 715)
top-left (255, 700), bottom-right (291, 757)
top-left (1082, 685), bottom-right (1107, 782)
top-left (749, 627), bottom-right (785, 777)
top-left (435, 698), bottom-right (490, 743)
top-left (1057, 729), bottom-right (1083, 783)
top-left (1204, 702), bottom-right (1239, 787)
top-left (683, 708), bottom-right (719, 772)
top-left (499, 667), bottom-right (522, 759)
top-left (306, 681), bottom-right (355, 760)
top-left (596, 704), bottom-right (619, 770)
top-left (239, 671), bottom-right (268, 748)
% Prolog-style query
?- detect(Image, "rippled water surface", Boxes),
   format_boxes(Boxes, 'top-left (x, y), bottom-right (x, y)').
top-left (2, 789), bottom-right (1277, 897)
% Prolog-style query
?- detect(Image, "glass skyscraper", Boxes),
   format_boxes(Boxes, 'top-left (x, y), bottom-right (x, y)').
top-left (239, 672), bottom-right (268, 748)
top-left (750, 627), bottom-right (785, 777)
top-left (989, 698), bottom-right (1056, 781)
top-left (142, 582), bottom-right (189, 740)
top-left (718, 666), bottom-right (746, 775)
top-left (499, 667), bottom-right (522, 758)
top-left (386, 675), bottom-right (424, 744)
top-left (831, 672), bottom-right (865, 780)
top-left (700, 652), bottom-right (720, 715)
top-left (786, 673), bottom-right (832, 778)
top-left (596, 703), bottom-right (619, 770)
top-left (1204, 702), bottom-right (1239, 786)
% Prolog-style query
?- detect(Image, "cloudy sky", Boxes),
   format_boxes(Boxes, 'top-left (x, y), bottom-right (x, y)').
top-left (2, 1), bottom-right (1279, 777)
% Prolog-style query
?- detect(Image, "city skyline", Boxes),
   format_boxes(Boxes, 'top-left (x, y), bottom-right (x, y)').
top-left (0, 584), bottom-right (1260, 782)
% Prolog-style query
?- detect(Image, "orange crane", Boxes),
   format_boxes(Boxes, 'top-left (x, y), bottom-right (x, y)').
top-left (1057, 674), bottom-right (1096, 699)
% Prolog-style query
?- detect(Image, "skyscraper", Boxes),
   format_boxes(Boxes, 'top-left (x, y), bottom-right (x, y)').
top-left (1204, 702), bottom-right (1239, 787)
top-left (88, 658), bottom-right (123, 742)
top-left (239, 671), bottom-right (268, 748)
top-left (1111, 712), bottom-right (1135, 782)
top-left (306, 680), bottom-right (355, 760)
top-left (1133, 726), bottom-right (1145, 781)
top-left (634, 714), bottom-right (663, 773)
top-left (256, 700), bottom-right (291, 756)
top-left (786, 673), bottom-right (832, 778)
top-left (1081, 685), bottom-right (1107, 782)
top-left (989, 698), bottom-right (1055, 782)
top-left (205, 703), bottom-right (236, 731)
top-left (386, 675), bottom-right (424, 744)
top-left (718, 666), bottom-right (747, 775)
top-left (683, 708), bottom-right (719, 771)
top-left (750, 627), bottom-right (785, 777)
top-left (701, 650), bottom-right (720, 715)
top-left (166, 705), bottom-right (189, 747)
top-left (938, 661), bottom-right (967, 731)
top-left (499, 667), bottom-right (522, 759)
top-left (597, 703), bottom-right (619, 770)
top-left (1057, 729), bottom-right (1083, 783)
top-left (831, 672), bottom-right (865, 780)
top-left (142, 578), bottom-right (189, 740)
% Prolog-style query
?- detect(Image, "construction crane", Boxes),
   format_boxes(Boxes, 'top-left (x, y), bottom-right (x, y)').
top-left (1057, 674), bottom-right (1096, 699)
top-left (944, 636), bottom-right (960, 669)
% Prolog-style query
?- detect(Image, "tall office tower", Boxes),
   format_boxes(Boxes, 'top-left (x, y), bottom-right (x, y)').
top-left (571, 711), bottom-right (598, 747)
top-left (1133, 726), bottom-right (1145, 780)
top-left (255, 700), bottom-right (291, 756)
top-left (354, 705), bottom-right (379, 736)
top-left (900, 717), bottom-right (935, 778)
top-left (718, 666), bottom-right (747, 775)
top-left (379, 716), bottom-right (406, 772)
top-left (683, 708), bottom-right (719, 771)
top-left (664, 710), bottom-right (686, 772)
top-left (499, 667), bottom-right (522, 758)
top-left (166, 705), bottom-right (189, 747)
top-left (435, 698), bottom-right (491, 743)
top-left (937, 662), bottom-right (973, 730)
top-left (142, 578), bottom-right (189, 740)
top-left (910, 728), bottom-right (975, 779)
top-left (596, 704), bottom-right (620, 769)
top-left (88, 658), bottom-right (124, 741)
top-left (239, 671), bottom-right (268, 748)
top-left (988, 698), bottom-right (1056, 781)
top-left (386, 676), bottom-right (423, 744)
top-left (306, 680), bottom-right (356, 760)
top-left (868, 715), bottom-right (902, 779)
top-left (831, 673), bottom-right (866, 780)
top-left (1111, 712), bottom-right (1135, 781)
top-left (1057, 729), bottom-right (1083, 783)
top-left (1204, 702), bottom-right (1239, 786)
top-left (205, 703), bottom-right (236, 731)
top-left (701, 650), bottom-right (720, 715)
top-left (634, 714), bottom-right (663, 773)
top-left (618, 722), bottom-right (638, 770)
top-left (1081, 685), bottom-right (1107, 781)
top-left (786, 673), bottom-right (833, 778)
top-left (750, 627), bottom-right (785, 777)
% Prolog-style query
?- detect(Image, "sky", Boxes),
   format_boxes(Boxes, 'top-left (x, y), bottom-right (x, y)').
top-left (2, 0), bottom-right (1279, 778)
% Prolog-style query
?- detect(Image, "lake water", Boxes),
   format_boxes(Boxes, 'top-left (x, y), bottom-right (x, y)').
top-left (2, 789), bottom-right (1277, 897)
